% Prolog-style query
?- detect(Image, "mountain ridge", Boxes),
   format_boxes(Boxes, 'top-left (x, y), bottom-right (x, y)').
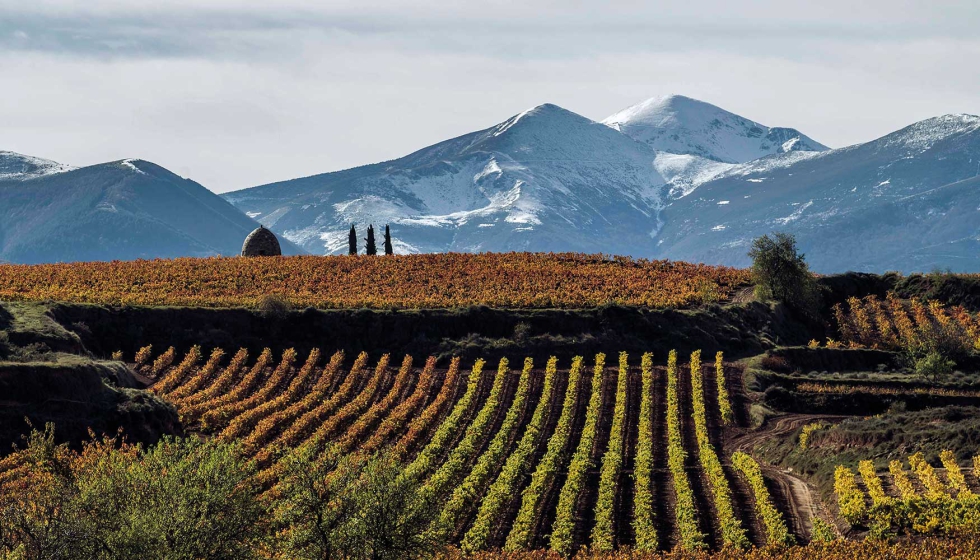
top-left (602, 94), bottom-right (829, 163)
top-left (0, 156), bottom-right (303, 264)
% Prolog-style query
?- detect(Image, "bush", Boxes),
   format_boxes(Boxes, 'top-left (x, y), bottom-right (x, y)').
top-left (255, 294), bottom-right (291, 321)
top-left (748, 233), bottom-right (821, 317)
top-left (0, 428), bottom-right (267, 560)
top-left (915, 351), bottom-right (956, 382)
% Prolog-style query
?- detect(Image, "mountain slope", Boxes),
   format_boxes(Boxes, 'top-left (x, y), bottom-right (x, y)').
top-left (0, 157), bottom-right (303, 264)
top-left (225, 104), bottom-right (670, 256)
top-left (0, 151), bottom-right (75, 181)
top-left (652, 114), bottom-right (980, 272)
top-left (603, 95), bottom-right (829, 163)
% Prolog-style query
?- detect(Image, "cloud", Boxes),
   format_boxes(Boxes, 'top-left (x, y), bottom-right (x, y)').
top-left (0, 0), bottom-right (977, 193)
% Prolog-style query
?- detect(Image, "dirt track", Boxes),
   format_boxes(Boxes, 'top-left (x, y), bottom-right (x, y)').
top-left (729, 413), bottom-right (849, 542)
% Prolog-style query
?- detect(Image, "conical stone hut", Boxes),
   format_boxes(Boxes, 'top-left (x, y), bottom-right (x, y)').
top-left (241, 226), bottom-right (281, 257)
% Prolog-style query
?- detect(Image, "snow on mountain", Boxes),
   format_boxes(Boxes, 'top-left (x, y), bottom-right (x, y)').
top-left (603, 95), bottom-right (829, 163)
top-left (225, 103), bottom-right (672, 256)
top-left (0, 151), bottom-right (75, 181)
top-left (652, 114), bottom-right (980, 273)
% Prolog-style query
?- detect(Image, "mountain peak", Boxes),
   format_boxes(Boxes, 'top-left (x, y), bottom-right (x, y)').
top-left (602, 95), bottom-right (829, 163)
top-left (0, 151), bottom-right (75, 181)
top-left (488, 103), bottom-right (589, 137)
top-left (879, 113), bottom-right (980, 151)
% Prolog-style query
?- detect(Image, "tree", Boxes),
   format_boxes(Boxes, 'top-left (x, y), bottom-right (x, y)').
top-left (748, 232), bottom-right (820, 316)
top-left (348, 225), bottom-right (358, 255)
top-left (343, 452), bottom-right (439, 560)
top-left (273, 445), bottom-right (439, 560)
top-left (383, 225), bottom-right (393, 256)
top-left (365, 225), bottom-right (377, 256)
top-left (272, 444), bottom-right (364, 560)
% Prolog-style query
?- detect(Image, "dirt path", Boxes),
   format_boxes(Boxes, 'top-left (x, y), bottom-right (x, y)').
top-left (728, 413), bottom-right (849, 543)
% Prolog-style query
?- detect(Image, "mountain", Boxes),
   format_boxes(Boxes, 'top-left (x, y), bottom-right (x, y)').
top-left (603, 95), bottom-right (829, 163)
top-left (0, 155), bottom-right (303, 264)
top-left (224, 104), bottom-right (670, 256)
top-left (652, 114), bottom-right (980, 273)
top-left (0, 151), bottom-right (75, 181)
top-left (224, 99), bottom-right (980, 273)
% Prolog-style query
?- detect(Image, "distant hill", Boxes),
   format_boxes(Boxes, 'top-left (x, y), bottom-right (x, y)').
top-left (0, 153), bottom-right (303, 264)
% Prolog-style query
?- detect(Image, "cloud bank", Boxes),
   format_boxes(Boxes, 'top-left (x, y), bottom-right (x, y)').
top-left (1, 0), bottom-right (977, 192)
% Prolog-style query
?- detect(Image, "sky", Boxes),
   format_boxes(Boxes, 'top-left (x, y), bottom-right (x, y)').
top-left (1, 1), bottom-right (979, 194)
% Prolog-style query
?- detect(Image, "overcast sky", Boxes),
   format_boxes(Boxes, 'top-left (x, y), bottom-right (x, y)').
top-left (1, 1), bottom-right (978, 193)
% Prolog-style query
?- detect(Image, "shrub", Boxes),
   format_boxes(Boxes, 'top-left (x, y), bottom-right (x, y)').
top-left (255, 294), bottom-right (291, 321)
top-left (914, 351), bottom-right (956, 382)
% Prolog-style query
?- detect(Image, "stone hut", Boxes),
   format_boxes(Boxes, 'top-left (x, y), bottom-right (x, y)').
top-left (241, 226), bottom-right (282, 257)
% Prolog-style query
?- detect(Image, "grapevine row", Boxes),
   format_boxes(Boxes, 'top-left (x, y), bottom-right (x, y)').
top-left (858, 460), bottom-right (890, 506)
top-left (504, 356), bottom-right (583, 551)
top-left (461, 357), bottom-right (557, 552)
top-left (590, 352), bottom-right (630, 551)
top-left (431, 358), bottom-right (535, 542)
top-left (689, 350), bottom-right (749, 549)
top-left (714, 352), bottom-right (734, 425)
top-left (834, 465), bottom-right (866, 525)
top-left (940, 451), bottom-right (973, 498)
top-left (666, 349), bottom-right (707, 551)
top-left (550, 353), bottom-right (606, 556)
top-left (632, 352), bottom-right (657, 551)
top-left (732, 451), bottom-right (793, 546)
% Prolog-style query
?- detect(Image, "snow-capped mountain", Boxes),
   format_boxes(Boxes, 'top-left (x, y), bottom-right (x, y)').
top-left (0, 156), bottom-right (303, 263)
top-left (225, 104), bottom-right (670, 256)
top-left (7, 95), bottom-right (977, 273)
top-left (653, 114), bottom-right (980, 272)
top-left (603, 95), bottom-right (829, 163)
top-left (0, 151), bottom-right (75, 181)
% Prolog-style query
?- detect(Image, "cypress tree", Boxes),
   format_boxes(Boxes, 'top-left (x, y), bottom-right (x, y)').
top-left (384, 224), bottom-right (394, 255)
top-left (365, 225), bottom-right (377, 256)
top-left (348, 225), bottom-right (357, 255)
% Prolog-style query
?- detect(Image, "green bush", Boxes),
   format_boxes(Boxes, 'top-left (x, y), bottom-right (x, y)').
top-left (915, 351), bottom-right (956, 382)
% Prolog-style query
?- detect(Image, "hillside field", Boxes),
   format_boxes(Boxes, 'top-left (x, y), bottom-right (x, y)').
top-left (0, 253), bottom-right (749, 309)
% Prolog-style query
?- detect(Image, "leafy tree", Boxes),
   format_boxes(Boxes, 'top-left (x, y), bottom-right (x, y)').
top-left (272, 444), bottom-right (364, 560)
top-left (343, 452), bottom-right (438, 560)
top-left (348, 225), bottom-right (357, 256)
top-left (365, 225), bottom-right (377, 256)
top-left (383, 225), bottom-right (393, 256)
top-left (273, 445), bottom-right (439, 560)
top-left (748, 232), bottom-right (820, 316)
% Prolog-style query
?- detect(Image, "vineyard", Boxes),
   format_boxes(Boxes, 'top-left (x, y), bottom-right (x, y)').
top-left (0, 253), bottom-right (749, 309)
top-left (834, 450), bottom-right (980, 539)
top-left (0, 345), bottom-right (806, 554)
top-left (834, 294), bottom-right (980, 353)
